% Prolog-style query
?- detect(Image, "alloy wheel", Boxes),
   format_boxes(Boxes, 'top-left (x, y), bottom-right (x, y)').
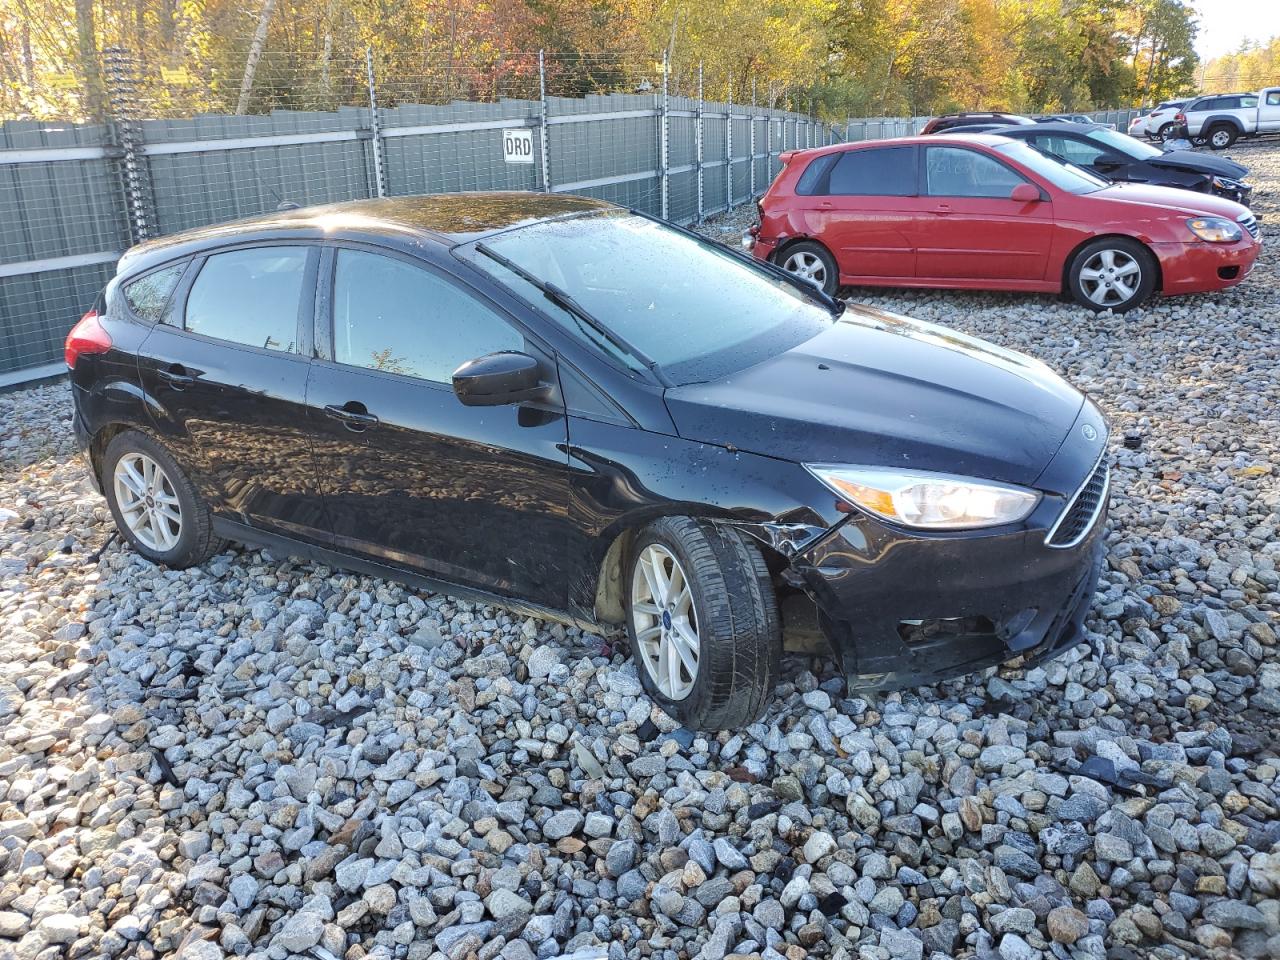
top-left (782, 251), bottom-right (827, 288)
top-left (1079, 249), bottom-right (1141, 308)
top-left (113, 452), bottom-right (182, 552)
top-left (630, 544), bottom-right (699, 700)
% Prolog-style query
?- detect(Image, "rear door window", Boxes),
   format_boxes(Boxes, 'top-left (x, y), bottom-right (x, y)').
top-left (122, 262), bottom-right (185, 322)
top-left (184, 247), bottom-right (308, 352)
top-left (925, 146), bottom-right (1027, 198)
top-left (1031, 135), bottom-right (1107, 166)
top-left (826, 146), bottom-right (917, 196)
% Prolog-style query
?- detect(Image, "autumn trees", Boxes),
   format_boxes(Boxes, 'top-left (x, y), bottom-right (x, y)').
top-left (0, 0), bottom-right (1211, 122)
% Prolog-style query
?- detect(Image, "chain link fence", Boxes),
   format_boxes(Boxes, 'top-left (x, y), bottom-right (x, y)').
top-left (1, 44), bottom-right (833, 385)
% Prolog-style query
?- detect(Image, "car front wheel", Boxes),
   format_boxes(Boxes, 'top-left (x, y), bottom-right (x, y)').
top-left (1067, 239), bottom-right (1157, 313)
top-left (625, 517), bottom-right (781, 731)
top-left (778, 241), bottom-right (839, 296)
top-left (103, 430), bottom-right (225, 568)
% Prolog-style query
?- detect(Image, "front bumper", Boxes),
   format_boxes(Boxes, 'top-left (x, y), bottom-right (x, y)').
top-left (1153, 235), bottom-right (1262, 295)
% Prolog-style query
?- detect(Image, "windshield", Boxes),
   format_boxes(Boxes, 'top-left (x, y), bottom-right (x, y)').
top-left (461, 212), bottom-right (834, 384)
top-left (1087, 128), bottom-right (1163, 160)
top-left (994, 140), bottom-right (1109, 193)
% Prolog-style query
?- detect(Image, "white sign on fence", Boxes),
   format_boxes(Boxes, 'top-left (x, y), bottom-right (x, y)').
top-left (502, 128), bottom-right (535, 164)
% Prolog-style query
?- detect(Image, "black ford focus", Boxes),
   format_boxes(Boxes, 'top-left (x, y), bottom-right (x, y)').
top-left (67, 193), bottom-right (1109, 730)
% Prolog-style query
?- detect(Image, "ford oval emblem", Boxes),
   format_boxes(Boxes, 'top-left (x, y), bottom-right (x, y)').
top-left (1082, 424), bottom-right (1098, 442)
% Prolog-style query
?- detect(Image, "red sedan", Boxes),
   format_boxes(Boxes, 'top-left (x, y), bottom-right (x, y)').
top-left (748, 134), bottom-right (1261, 312)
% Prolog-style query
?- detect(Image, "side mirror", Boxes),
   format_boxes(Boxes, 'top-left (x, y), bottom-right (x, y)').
top-left (452, 351), bottom-right (550, 407)
top-left (1010, 183), bottom-right (1042, 203)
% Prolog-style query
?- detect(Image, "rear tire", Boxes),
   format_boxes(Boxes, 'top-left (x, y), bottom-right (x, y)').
top-left (777, 241), bottom-right (839, 296)
top-left (624, 517), bottom-right (781, 731)
top-left (103, 430), bottom-right (226, 568)
top-left (1206, 124), bottom-right (1237, 150)
top-left (1067, 238), bottom-right (1157, 313)
top-left (1156, 123), bottom-right (1176, 142)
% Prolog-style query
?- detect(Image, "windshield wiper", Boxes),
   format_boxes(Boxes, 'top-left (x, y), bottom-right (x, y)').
top-left (474, 243), bottom-right (670, 385)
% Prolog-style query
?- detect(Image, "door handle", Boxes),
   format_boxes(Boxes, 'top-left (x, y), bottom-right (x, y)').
top-left (932, 204), bottom-right (953, 215)
top-left (157, 366), bottom-right (195, 389)
top-left (818, 201), bottom-right (834, 209)
top-left (325, 403), bottom-right (379, 432)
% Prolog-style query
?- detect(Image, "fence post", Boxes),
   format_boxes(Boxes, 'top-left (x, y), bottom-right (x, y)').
top-left (726, 85), bottom-right (734, 212)
top-left (749, 80), bottom-right (756, 199)
top-left (365, 47), bottom-right (387, 198)
top-left (765, 111), bottom-right (772, 183)
top-left (538, 50), bottom-right (552, 193)
top-left (695, 63), bottom-right (704, 223)
top-left (103, 47), bottom-right (153, 243)
top-left (660, 52), bottom-right (669, 221)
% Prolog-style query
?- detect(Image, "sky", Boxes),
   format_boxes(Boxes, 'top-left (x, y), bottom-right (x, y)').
top-left (1192, 0), bottom-right (1280, 61)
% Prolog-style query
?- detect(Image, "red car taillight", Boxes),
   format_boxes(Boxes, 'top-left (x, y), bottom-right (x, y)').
top-left (65, 310), bottom-right (112, 369)
top-left (1175, 112), bottom-right (1186, 123)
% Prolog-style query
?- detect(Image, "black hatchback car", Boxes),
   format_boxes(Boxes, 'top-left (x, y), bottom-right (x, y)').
top-left (67, 194), bottom-right (1110, 730)
top-left (992, 121), bottom-right (1253, 204)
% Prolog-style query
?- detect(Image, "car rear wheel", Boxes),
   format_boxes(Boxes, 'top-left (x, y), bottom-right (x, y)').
top-left (778, 241), bottom-right (838, 296)
top-left (1156, 123), bottom-right (1176, 141)
top-left (625, 517), bottom-right (781, 731)
top-left (1206, 124), bottom-right (1237, 150)
top-left (1067, 238), bottom-right (1157, 313)
top-left (103, 430), bottom-right (225, 568)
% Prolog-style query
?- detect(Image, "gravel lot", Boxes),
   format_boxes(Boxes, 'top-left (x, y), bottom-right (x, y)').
top-left (1, 142), bottom-right (1278, 960)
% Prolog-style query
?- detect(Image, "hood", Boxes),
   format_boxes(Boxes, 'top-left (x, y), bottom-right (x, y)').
top-left (1148, 149), bottom-right (1248, 180)
top-left (664, 305), bottom-right (1084, 488)
top-left (1089, 181), bottom-right (1251, 219)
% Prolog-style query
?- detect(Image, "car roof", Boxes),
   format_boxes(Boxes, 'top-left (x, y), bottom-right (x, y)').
top-left (797, 133), bottom-right (1017, 157)
top-left (119, 192), bottom-right (617, 275)
top-left (992, 121), bottom-right (1107, 135)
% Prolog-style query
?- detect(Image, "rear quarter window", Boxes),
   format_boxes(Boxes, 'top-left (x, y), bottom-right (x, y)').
top-left (122, 262), bottom-right (185, 323)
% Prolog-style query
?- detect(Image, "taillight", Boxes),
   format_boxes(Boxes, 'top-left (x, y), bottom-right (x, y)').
top-left (65, 310), bottom-right (112, 369)
top-left (1175, 112), bottom-right (1186, 123)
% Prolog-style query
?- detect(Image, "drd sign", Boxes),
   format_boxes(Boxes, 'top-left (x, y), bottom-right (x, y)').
top-left (503, 129), bottom-right (535, 164)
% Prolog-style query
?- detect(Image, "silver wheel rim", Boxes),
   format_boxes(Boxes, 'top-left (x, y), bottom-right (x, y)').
top-left (1079, 249), bottom-right (1141, 307)
top-left (782, 251), bottom-right (827, 288)
top-left (113, 452), bottom-right (182, 552)
top-left (1211, 130), bottom-right (1230, 148)
top-left (630, 544), bottom-right (699, 700)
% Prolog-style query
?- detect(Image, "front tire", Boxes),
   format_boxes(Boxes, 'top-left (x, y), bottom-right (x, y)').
top-left (103, 430), bottom-right (225, 568)
top-left (778, 241), bottom-right (839, 296)
top-left (1207, 124), bottom-right (1237, 150)
top-left (625, 518), bottom-right (781, 731)
top-left (1067, 238), bottom-right (1157, 313)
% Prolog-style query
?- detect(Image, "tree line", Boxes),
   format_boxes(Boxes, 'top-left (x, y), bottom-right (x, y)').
top-left (0, 0), bottom-right (1205, 122)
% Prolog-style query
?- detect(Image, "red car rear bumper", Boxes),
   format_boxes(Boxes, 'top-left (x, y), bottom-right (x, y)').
top-left (1153, 236), bottom-right (1262, 295)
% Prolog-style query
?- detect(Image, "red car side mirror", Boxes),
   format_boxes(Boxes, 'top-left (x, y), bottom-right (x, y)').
top-left (1010, 183), bottom-right (1042, 203)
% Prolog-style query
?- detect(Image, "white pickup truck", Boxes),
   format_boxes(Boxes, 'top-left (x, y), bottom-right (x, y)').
top-left (1177, 88), bottom-right (1280, 149)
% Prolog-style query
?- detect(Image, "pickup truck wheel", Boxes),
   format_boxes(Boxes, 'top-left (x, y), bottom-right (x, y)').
top-left (778, 241), bottom-right (839, 296)
top-left (625, 517), bottom-right (781, 731)
top-left (1207, 125), bottom-right (1237, 150)
top-left (1067, 238), bottom-right (1157, 314)
top-left (103, 430), bottom-right (226, 568)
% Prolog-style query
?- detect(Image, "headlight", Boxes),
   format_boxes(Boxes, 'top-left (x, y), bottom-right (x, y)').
top-left (804, 465), bottom-right (1040, 530)
top-left (1186, 216), bottom-right (1242, 243)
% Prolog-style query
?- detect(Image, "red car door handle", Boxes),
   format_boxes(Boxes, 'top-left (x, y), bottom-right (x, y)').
top-left (933, 204), bottom-right (953, 215)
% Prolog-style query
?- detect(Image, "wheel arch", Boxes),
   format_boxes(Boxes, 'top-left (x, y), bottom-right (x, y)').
top-left (1061, 233), bottom-right (1163, 294)
top-left (1199, 114), bottom-right (1246, 134)
top-left (769, 234), bottom-right (834, 267)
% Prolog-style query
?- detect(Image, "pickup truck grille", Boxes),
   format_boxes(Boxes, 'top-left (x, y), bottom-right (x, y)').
top-left (1239, 213), bottom-right (1260, 239)
top-left (1046, 456), bottom-right (1109, 549)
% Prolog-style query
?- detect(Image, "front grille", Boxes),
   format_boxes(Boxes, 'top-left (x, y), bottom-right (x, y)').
top-left (1046, 457), bottom-right (1109, 548)
top-left (1238, 213), bottom-right (1260, 239)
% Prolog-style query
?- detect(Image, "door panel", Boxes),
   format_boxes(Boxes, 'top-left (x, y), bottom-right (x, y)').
top-left (137, 245), bottom-right (327, 541)
top-left (915, 146), bottom-right (1055, 281)
top-left (794, 146), bottom-right (918, 279)
top-left (306, 246), bottom-right (573, 607)
top-left (1259, 90), bottom-right (1280, 132)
